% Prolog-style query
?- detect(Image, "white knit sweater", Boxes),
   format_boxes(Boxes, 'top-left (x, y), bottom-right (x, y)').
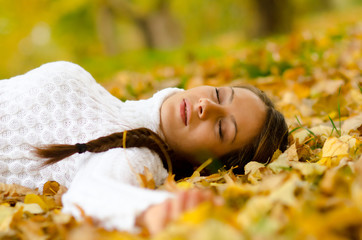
top-left (0, 61), bottom-right (182, 231)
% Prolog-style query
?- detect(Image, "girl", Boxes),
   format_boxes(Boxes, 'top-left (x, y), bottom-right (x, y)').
top-left (0, 61), bottom-right (288, 233)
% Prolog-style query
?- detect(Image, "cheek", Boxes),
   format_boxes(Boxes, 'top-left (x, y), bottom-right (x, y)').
top-left (188, 124), bottom-right (215, 148)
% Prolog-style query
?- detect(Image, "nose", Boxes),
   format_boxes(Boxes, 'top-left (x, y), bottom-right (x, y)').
top-left (198, 98), bottom-right (223, 120)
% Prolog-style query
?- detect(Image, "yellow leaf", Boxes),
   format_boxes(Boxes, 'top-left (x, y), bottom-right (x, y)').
top-left (293, 125), bottom-right (334, 144)
top-left (341, 113), bottom-right (362, 135)
top-left (311, 79), bottom-right (344, 95)
top-left (350, 88), bottom-right (362, 106)
top-left (176, 181), bottom-right (193, 190)
top-left (179, 202), bottom-right (213, 225)
top-left (318, 137), bottom-right (349, 167)
top-left (293, 82), bottom-right (310, 99)
top-left (24, 194), bottom-right (48, 211)
top-left (244, 161), bottom-right (265, 184)
top-left (188, 158), bottom-right (213, 183)
top-left (267, 153), bottom-right (290, 173)
top-left (351, 158), bottom-right (362, 209)
top-left (41, 195), bottom-right (57, 210)
top-left (267, 143), bottom-right (298, 173)
top-left (268, 174), bottom-right (302, 206)
top-left (15, 202), bottom-right (44, 214)
top-left (190, 219), bottom-right (242, 240)
top-left (237, 196), bottom-right (273, 228)
top-left (287, 143), bottom-right (299, 162)
top-left (291, 161), bottom-right (326, 176)
top-left (353, 155), bottom-right (362, 186)
top-left (222, 184), bottom-right (252, 209)
top-left (0, 205), bottom-right (18, 232)
top-left (51, 211), bottom-right (73, 225)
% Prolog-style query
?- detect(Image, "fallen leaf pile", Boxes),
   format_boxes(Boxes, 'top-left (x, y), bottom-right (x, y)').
top-left (1, 15), bottom-right (361, 240)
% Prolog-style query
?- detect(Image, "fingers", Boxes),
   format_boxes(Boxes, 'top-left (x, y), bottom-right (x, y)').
top-left (142, 199), bottom-right (171, 235)
top-left (140, 188), bottom-right (224, 235)
top-left (173, 189), bottom-right (222, 215)
top-left (169, 190), bottom-right (187, 220)
top-left (184, 189), bottom-right (200, 210)
top-left (212, 195), bottom-right (224, 206)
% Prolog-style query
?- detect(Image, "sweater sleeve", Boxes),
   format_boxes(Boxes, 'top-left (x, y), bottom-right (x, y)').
top-left (61, 148), bottom-right (173, 232)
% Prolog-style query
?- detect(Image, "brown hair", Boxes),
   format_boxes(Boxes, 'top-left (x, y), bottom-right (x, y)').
top-left (35, 85), bottom-right (288, 180)
top-left (35, 127), bottom-right (194, 180)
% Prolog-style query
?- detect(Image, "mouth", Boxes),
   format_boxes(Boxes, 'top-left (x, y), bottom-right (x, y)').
top-left (180, 98), bottom-right (190, 126)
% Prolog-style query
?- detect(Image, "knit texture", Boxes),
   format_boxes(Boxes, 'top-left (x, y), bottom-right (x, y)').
top-left (0, 61), bottom-right (181, 190)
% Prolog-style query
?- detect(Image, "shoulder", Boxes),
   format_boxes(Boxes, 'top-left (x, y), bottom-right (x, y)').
top-left (39, 61), bottom-right (87, 73)
top-left (39, 61), bottom-right (93, 81)
top-left (18, 61), bottom-right (88, 77)
top-left (24, 61), bottom-right (98, 87)
top-left (5, 61), bottom-right (94, 86)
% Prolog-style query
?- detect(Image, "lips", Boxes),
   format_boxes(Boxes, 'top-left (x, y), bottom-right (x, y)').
top-left (180, 98), bottom-right (190, 126)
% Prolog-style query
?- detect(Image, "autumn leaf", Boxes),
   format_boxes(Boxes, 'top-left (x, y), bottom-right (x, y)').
top-left (136, 167), bottom-right (156, 190)
top-left (1, 10), bottom-right (362, 240)
top-left (317, 136), bottom-right (358, 167)
top-left (24, 194), bottom-right (48, 211)
top-left (244, 161), bottom-right (265, 184)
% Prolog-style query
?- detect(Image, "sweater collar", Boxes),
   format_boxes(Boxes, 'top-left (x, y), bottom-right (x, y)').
top-left (151, 88), bottom-right (184, 140)
top-left (122, 88), bottom-right (183, 141)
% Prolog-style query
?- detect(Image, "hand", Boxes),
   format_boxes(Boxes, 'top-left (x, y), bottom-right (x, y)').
top-left (136, 189), bottom-right (223, 235)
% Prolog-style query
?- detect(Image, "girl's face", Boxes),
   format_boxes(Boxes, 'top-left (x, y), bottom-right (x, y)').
top-left (160, 86), bottom-right (266, 160)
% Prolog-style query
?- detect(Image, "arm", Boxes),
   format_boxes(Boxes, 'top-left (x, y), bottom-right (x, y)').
top-left (61, 148), bottom-right (173, 232)
top-left (61, 148), bottom-right (222, 234)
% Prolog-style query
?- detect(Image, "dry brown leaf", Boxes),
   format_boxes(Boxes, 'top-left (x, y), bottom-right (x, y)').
top-left (293, 125), bottom-right (334, 144)
top-left (342, 113), bottom-right (362, 135)
top-left (311, 79), bottom-right (344, 95)
top-left (0, 183), bottom-right (38, 201)
top-left (268, 143), bottom-right (298, 173)
top-left (1, 14), bottom-right (362, 240)
top-left (43, 181), bottom-right (60, 196)
top-left (244, 161), bottom-right (265, 184)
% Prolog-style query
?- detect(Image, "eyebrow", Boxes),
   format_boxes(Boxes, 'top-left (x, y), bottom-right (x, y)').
top-left (229, 87), bottom-right (237, 143)
top-left (231, 116), bottom-right (238, 143)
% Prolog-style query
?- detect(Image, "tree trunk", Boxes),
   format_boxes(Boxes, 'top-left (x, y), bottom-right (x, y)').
top-left (96, 4), bottom-right (118, 55)
top-left (253, 0), bottom-right (294, 37)
top-left (107, 0), bottom-right (182, 49)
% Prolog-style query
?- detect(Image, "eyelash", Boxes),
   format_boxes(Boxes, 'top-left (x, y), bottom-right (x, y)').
top-left (215, 88), bottom-right (220, 103)
top-left (218, 119), bottom-right (223, 140)
top-left (215, 88), bottom-right (223, 140)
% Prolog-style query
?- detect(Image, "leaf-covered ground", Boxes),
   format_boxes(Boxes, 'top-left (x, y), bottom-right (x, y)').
top-left (1, 14), bottom-right (362, 240)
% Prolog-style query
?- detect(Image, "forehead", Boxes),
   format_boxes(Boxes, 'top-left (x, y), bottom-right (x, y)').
top-left (223, 87), bottom-right (266, 153)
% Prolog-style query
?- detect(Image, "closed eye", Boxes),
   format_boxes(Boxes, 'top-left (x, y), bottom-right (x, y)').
top-left (218, 119), bottom-right (223, 140)
top-left (215, 88), bottom-right (220, 103)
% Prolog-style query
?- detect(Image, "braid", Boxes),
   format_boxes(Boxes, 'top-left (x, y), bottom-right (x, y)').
top-left (35, 128), bottom-right (174, 173)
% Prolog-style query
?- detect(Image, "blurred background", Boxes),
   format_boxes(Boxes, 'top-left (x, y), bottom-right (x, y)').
top-left (0, 0), bottom-right (361, 88)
